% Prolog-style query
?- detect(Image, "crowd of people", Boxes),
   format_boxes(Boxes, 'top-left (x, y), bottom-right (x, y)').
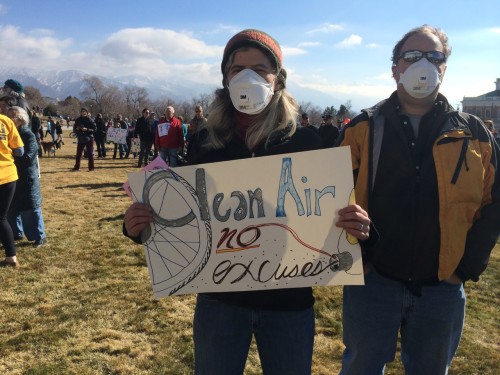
top-left (1, 23), bottom-right (500, 375)
top-left (68, 105), bottom-right (201, 170)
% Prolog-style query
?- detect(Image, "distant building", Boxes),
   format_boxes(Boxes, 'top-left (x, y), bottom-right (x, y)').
top-left (462, 78), bottom-right (500, 132)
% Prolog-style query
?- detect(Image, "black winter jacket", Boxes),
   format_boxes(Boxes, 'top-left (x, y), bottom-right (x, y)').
top-left (135, 116), bottom-right (156, 143)
top-left (187, 126), bottom-right (323, 310)
top-left (73, 115), bottom-right (96, 141)
top-left (12, 126), bottom-right (42, 211)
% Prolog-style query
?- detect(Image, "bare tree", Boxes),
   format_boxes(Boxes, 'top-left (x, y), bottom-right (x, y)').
top-left (100, 85), bottom-right (125, 118)
top-left (81, 76), bottom-right (107, 113)
top-left (24, 86), bottom-right (47, 112)
top-left (81, 76), bottom-right (128, 118)
top-left (124, 86), bottom-right (149, 118)
top-left (298, 101), bottom-right (323, 125)
top-left (175, 100), bottom-right (194, 122)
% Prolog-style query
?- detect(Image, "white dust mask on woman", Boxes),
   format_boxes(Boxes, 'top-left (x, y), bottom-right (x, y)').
top-left (398, 58), bottom-right (442, 99)
top-left (228, 69), bottom-right (274, 115)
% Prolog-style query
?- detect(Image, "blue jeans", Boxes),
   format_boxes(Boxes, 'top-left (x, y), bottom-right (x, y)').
top-left (193, 293), bottom-right (315, 375)
top-left (8, 207), bottom-right (46, 242)
top-left (340, 268), bottom-right (465, 375)
top-left (160, 147), bottom-right (179, 167)
top-left (113, 143), bottom-right (126, 158)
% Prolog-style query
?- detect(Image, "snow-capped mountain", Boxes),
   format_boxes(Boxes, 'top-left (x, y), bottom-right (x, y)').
top-left (0, 67), bottom-right (344, 109)
top-left (0, 67), bottom-right (217, 102)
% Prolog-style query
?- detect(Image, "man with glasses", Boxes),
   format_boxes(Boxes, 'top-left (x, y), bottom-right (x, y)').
top-left (338, 25), bottom-right (500, 374)
top-left (300, 113), bottom-right (318, 133)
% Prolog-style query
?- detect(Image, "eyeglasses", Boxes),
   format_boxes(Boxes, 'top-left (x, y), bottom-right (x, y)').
top-left (397, 50), bottom-right (446, 65)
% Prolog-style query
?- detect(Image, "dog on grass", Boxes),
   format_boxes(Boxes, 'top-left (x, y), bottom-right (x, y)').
top-left (41, 141), bottom-right (56, 157)
top-left (55, 139), bottom-right (64, 149)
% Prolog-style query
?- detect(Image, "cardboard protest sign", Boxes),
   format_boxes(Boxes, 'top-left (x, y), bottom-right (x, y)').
top-left (126, 146), bottom-right (364, 298)
top-left (107, 127), bottom-right (127, 144)
top-left (130, 138), bottom-right (140, 154)
top-left (157, 122), bottom-right (170, 137)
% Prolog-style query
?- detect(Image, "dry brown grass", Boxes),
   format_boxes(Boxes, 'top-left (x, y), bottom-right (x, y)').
top-left (0, 131), bottom-right (498, 374)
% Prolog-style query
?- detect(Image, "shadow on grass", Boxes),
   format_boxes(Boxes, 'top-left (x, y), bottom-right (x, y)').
top-left (39, 155), bottom-right (75, 161)
top-left (56, 182), bottom-right (124, 190)
top-left (98, 213), bottom-right (125, 222)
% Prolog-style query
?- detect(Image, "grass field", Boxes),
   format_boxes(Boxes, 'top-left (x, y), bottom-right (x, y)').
top-left (0, 131), bottom-right (498, 374)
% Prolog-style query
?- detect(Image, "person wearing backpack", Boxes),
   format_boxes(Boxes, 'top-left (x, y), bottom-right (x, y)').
top-left (337, 25), bottom-right (500, 374)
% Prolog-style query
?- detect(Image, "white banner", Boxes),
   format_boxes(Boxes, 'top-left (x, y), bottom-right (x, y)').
top-left (107, 127), bottom-right (127, 144)
top-left (157, 122), bottom-right (170, 137)
top-left (126, 146), bottom-right (364, 298)
top-left (131, 138), bottom-right (140, 153)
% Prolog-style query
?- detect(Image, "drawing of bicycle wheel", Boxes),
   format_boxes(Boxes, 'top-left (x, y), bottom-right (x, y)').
top-left (142, 169), bottom-right (211, 296)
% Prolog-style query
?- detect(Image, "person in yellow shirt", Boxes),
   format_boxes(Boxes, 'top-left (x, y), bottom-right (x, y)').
top-left (0, 113), bottom-right (24, 267)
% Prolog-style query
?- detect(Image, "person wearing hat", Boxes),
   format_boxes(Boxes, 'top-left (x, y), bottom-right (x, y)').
top-left (300, 113), bottom-right (318, 133)
top-left (124, 28), bottom-right (372, 374)
top-left (318, 113), bottom-right (340, 148)
top-left (3, 79), bottom-right (31, 123)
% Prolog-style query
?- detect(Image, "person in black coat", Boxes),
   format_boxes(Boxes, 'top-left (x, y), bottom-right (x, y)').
top-left (7, 106), bottom-right (47, 247)
top-left (318, 114), bottom-right (340, 148)
top-left (72, 107), bottom-right (96, 171)
top-left (30, 110), bottom-right (43, 157)
top-left (135, 108), bottom-right (156, 167)
top-left (94, 113), bottom-right (107, 158)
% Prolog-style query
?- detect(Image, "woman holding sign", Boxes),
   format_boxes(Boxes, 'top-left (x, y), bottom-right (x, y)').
top-left (124, 29), bottom-right (372, 374)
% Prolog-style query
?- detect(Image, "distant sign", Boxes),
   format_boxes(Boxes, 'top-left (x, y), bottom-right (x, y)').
top-left (107, 127), bottom-right (127, 144)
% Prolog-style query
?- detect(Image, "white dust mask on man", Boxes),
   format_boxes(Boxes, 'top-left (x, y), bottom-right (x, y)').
top-left (398, 58), bottom-right (442, 99)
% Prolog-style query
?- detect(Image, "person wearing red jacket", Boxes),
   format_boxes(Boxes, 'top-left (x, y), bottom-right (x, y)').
top-left (155, 106), bottom-right (184, 167)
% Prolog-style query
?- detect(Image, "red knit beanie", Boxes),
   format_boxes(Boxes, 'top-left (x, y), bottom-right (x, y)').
top-left (221, 29), bottom-right (282, 74)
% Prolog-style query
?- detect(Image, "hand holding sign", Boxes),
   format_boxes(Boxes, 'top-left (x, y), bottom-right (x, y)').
top-left (125, 147), bottom-right (365, 298)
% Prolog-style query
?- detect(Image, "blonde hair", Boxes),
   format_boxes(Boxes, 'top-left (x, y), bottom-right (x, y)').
top-left (206, 48), bottom-right (298, 150)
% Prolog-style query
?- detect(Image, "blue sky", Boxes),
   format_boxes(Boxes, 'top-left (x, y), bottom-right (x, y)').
top-left (0, 0), bottom-right (499, 111)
